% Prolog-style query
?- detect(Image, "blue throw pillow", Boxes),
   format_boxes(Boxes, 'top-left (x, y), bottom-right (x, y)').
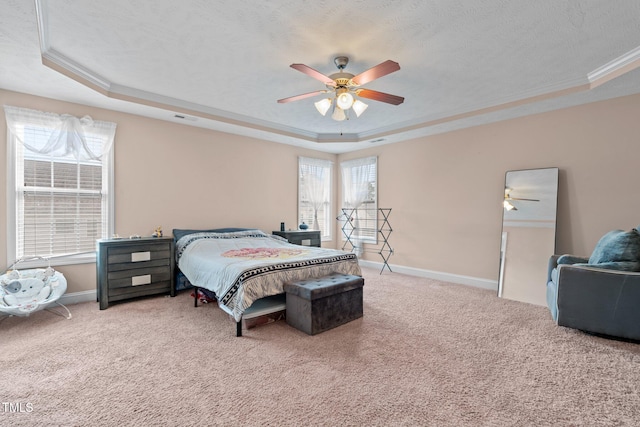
top-left (589, 229), bottom-right (640, 264)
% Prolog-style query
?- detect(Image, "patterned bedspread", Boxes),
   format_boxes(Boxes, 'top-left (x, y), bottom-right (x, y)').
top-left (176, 230), bottom-right (361, 321)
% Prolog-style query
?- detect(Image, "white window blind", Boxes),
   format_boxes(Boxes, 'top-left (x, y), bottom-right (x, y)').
top-left (340, 156), bottom-right (378, 244)
top-left (5, 106), bottom-right (115, 266)
top-left (298, 157), bottom-right (333, 240)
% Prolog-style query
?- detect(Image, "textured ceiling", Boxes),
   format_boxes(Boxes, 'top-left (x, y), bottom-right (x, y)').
top-left (2, 0), bottom-right (640, 153)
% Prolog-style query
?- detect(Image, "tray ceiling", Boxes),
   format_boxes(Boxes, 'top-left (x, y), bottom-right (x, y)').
top-left (2, 0), bottom-right (640, 153)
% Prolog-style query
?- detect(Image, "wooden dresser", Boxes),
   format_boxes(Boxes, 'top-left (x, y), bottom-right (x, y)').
top-left (96, 237), bottom-right (175, 309)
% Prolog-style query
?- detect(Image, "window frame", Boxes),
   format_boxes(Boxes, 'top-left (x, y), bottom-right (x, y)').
top-left (6, 120), bottom-right (114, 269)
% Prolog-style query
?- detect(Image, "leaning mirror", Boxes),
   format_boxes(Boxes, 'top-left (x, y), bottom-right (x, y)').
top-left (498, 167), bottom-right (559, 306)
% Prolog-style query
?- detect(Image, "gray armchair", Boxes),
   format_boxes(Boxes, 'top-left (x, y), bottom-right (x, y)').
top-left (546, 227), bottom-right (640, 341)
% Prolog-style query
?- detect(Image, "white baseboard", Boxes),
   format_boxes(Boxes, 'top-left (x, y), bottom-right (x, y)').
top-left (57, 263), bottom-right (498, 306)
top-left (358, 259), bottom-right (499, 291)
top-left (59, 290), bottom-right (97, 306)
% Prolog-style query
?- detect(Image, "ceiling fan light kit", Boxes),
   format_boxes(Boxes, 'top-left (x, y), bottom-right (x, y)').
top-left (503, 200), bottom-right (517, 211)
top-left (503, 187), bottom-right (540, 210)
top-left (278, 56), bottom-right (404, 121)
top-left (331, 106), bottom-right (347, 121)
top-left (336, 90), bottom-right (354, 110)
top-left (314, 98), bottom-right (332, 116)
top-left (352, 99), bottom-right (368, 117)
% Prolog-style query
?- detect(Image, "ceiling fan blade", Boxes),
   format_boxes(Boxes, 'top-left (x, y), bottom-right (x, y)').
top-left (356, 89), bottom-right (404, 105)
top-left (509, 197), bottom-right (540, 202)
top-left (290, 64), bottom-right (336, 86)
top-left (277, 90), bottom-right (327, 103)
top-left (350, 60), bottom-right (400, 86)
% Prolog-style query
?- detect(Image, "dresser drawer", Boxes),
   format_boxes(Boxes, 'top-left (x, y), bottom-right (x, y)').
top-left (107, 281), bottom-right (172, 303)
top-left (97, 237), bottom-right (175, 309)
top-left (107, 265), bottom-right (171, 289)
top-left (107, 243), bottom-right (171, 270)
top-left (288, 234), bottom-right (321, 247)
top-left (272, 230), bottom-right (321, 247)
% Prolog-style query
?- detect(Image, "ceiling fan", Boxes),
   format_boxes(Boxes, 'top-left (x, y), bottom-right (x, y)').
top-left (503, 188), bottom-right (539, 211)
top-left (277, 56), bottom-right (404, 121)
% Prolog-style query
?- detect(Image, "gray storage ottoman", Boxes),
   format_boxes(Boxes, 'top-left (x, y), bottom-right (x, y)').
top-left (284, 273), bottom-right (364, 335)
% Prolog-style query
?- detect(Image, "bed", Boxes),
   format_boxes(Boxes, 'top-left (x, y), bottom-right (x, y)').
top-left (174, 228), bottom-right (361, 334)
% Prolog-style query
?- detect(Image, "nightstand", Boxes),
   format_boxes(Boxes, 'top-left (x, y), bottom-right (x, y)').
top-left (96, 237), bottom-right (175, 309)
top-left (272, 230), bottom-right (321, 247)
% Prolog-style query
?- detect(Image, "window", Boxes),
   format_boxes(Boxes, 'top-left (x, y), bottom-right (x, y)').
top-left (5, 106), bottom-right (116, 267)
top-left (298, 157), bottom-right (333, 240)
top-left (340, 156), bottom-right (378, 244)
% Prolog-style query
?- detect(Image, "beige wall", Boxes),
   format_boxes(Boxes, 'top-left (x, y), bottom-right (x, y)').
top-left (3, 88), bottom-right (640, 295)
top-left (0, 89), bottom-right (336, 293)
top-left (338, 92), bottom-right (640, 281)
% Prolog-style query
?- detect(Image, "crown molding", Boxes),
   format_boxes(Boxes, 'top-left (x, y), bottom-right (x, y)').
top-left (42, 49), bottom-right (112, 92)
top-left (588, 45), bottom-right (640, 87)
top-left (34, 0), bottom-right (49, 52)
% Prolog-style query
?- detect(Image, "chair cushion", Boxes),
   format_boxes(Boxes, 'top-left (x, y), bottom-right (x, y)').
top-left (546, 279), bottom-right (559, 322)
top-left (589, 229), bottom-right (640, 265)
top-left (557, 255), bottom-right (589, 265)
top-left (570, 261), bottom-right (640, 271)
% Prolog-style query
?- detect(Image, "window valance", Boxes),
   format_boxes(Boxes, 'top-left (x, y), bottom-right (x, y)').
top-left (4, 105), bottom-right (116, 161)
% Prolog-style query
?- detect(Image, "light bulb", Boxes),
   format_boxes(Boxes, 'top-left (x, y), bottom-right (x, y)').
top-left (336, 92), bottom-right (354, 110)
top-left (314, 98), bottom-right (332, 116)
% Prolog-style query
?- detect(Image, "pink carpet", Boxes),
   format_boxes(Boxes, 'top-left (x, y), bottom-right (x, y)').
top-left (1, 267), bottom-right (639, 426)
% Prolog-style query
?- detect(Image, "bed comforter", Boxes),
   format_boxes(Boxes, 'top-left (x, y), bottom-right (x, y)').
top-left (176, 230), bottom-right (361, 321)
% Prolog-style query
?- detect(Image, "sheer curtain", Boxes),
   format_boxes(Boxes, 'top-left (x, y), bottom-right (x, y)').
top-left (4, 106), bottom-right (115, 161)
top-left (299, 157), bottom-right (332, 237)
top-left (4, 105), bottom-right (116, 264)
top-left (341, 156), bottom-right (377, 256)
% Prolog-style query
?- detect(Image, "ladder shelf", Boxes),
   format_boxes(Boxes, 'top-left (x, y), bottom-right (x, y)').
top-left (339, 208), bottom-right (393, 274)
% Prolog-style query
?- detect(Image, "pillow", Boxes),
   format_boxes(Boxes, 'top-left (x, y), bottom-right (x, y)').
top-left (589, 229), bottom-right (640, 264)
top-left (172, 228), bottom-right (254, 242)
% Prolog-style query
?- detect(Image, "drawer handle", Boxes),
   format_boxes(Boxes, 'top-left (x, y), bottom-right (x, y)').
top-left (301, 239), bottom-right (311, 246)
top-left (132, 275), bottom-right (151, 286)
top-left (131, 251), bottom-right (151, 262)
